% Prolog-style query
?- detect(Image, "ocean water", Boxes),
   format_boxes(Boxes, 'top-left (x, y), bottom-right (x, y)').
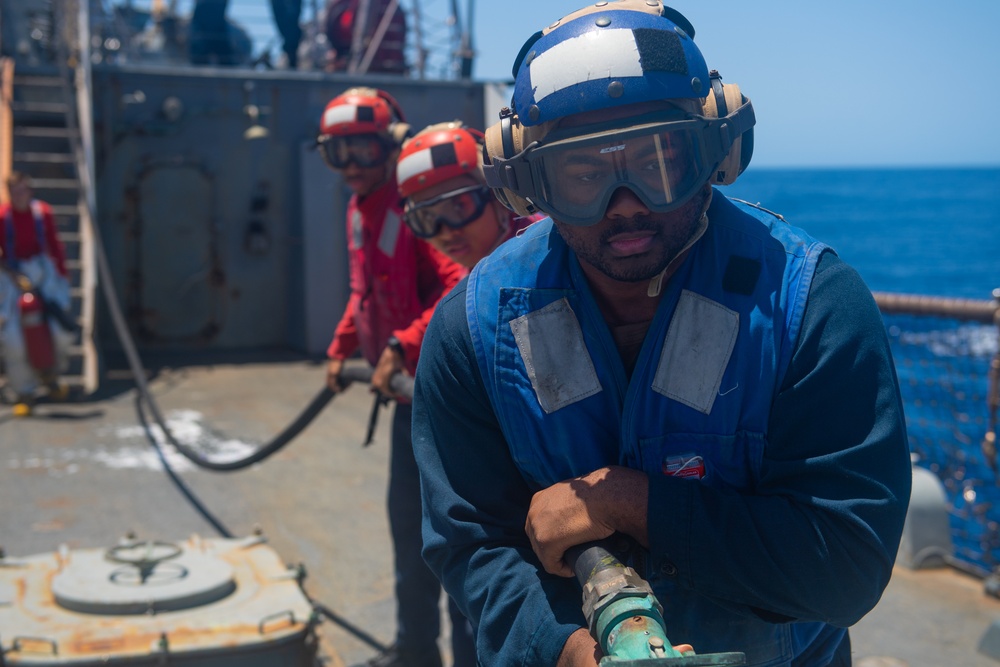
top-left (721, 167), bottom-right (1000, 300)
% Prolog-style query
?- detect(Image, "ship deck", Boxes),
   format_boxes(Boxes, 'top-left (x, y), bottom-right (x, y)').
top-left (3, 355), bottom-right (1000, 667)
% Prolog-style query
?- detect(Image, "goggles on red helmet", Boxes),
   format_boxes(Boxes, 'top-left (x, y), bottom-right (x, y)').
top-left (485, 105), bottom-right (753, 227)
top-left (403, 185), bottom-right (492, 239)
top-left (318, 133), bottom-right (391, 170)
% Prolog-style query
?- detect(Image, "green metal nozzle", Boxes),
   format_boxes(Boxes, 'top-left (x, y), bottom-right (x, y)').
top-left (567, 539), bottom-right (746, 666)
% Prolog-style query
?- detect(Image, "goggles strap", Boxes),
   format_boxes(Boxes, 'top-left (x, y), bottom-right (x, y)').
top-left (711, 99), bottom-right (755, 159)
top-left (482, 141), bottom-right (539, 193)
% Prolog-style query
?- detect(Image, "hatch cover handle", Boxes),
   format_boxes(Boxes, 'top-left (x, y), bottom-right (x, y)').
top-left (259, 609), bottom-right (297, 634)
top-left (11, 636), bottom-right (58, 655)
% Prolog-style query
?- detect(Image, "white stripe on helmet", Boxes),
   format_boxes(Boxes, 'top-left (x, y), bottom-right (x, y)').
top-left (323, 104), bottom-right (360, 129)
top-left (529, 29), bottom-right (643, 103)
top-left (396, 147), bottom-right (435, 186)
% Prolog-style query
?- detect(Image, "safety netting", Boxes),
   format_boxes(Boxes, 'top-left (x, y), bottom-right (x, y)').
top-left (876, 292), bottom-right (1000, 576)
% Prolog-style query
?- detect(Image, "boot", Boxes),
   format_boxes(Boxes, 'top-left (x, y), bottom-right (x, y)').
top-left (12, 394), bottom-right (34, 417)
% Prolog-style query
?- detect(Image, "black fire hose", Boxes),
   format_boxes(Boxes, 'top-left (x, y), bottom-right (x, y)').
top-left (145, 365), bottom-right (415, 473)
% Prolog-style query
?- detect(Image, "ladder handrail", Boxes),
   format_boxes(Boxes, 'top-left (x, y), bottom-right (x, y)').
top-left (52, 0), bottom-right (100, 394)
top-left (0, 57), bottom-right (13, 205)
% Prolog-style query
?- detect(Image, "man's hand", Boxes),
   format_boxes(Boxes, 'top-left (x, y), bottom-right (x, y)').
top-left (556, 629), bottom-right (602, 667)
top-left (371, 345), bottom-right (405, 399)
top-left (555, 628), bottom-right (694, 666)
top-left (525, 466), bottom-right (649, 577)
top-left (326, 357), bottom-right (345, 393)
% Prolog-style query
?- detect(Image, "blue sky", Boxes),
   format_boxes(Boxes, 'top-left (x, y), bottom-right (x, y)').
top-left (471, 1), bottom-right (1000, 168)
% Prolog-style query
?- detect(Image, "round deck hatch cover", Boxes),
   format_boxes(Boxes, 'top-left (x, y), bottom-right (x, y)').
top-left (52, 540), bottom-right (236, 614)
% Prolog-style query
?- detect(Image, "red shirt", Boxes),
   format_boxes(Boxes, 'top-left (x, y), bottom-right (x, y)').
top-left (327, 178), bottom-right (465, 375)
top-left (0, 199), bottom-right (67, 276)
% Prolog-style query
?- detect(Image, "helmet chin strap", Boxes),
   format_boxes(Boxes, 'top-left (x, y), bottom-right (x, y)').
top-left (647, 187), bottom-right (713, 298)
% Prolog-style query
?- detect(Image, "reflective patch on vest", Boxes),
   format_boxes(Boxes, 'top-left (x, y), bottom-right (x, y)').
top-left (653, 290), bottom-right (738, 415)
top-left (350, 210), bottom-right (364, 250)
top-left (378, 211), bottom-right (401, 257)
top-left (509, 298), bottom-right (602, 414)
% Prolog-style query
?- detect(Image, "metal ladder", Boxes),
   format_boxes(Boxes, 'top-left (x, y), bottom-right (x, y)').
top-left (4, 63), bottom-right (99, 395)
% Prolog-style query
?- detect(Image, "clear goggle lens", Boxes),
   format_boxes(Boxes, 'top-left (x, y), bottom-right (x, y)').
top-left (318, 134), bottom-right (390, 169)
top-left (526, 117), bottom-right (719, 226)
top-left (404, 185), bottom-right (492, 239)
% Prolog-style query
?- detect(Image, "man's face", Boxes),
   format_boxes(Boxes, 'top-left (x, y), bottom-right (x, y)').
top-left (320, 133), bottom-right (393, 197)
top-left (9, 181), bottom-right (32, 211)
top-left (407, 175), bottom-right (503, 269)
top-left (553, 184), bottom-right (708, 283)
top-left (549, 102), bottom-right (709, 283)
top-left (338, 162), bottom-right (390, 197)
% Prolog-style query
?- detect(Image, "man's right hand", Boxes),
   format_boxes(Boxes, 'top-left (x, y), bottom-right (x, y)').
top-left (525, 466), bottom-right (649, 577)
top-left (326, 358), bottom-right (345, 393)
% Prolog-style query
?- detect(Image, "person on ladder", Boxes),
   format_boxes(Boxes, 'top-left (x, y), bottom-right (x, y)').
top-left (0, 171), bottom-right (74, 416)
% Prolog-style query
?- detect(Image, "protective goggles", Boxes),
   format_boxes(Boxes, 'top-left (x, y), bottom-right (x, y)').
top-left (318, 134), bottom-right (390, 169)
top-left (403, 185), bottom-right (492, 239)
top-left (489, 111), bottom-right (741, 226)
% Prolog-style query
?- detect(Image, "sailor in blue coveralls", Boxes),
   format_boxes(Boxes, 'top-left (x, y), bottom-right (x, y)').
top-left (410, 2), bottom-right (912, 666)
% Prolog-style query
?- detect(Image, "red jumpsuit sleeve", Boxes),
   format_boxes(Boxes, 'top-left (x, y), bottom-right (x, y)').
top-left (392, 242), bottom-right (466, 372)
top-left (41, 202), bottom-right (68, 276)
top-left (328, 205), bottom-right (362, 360)
top-left (327, 292), bottom-right (361, 360)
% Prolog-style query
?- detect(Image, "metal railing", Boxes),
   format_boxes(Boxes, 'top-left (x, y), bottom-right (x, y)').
top-left (875, 290), bottom-right (1000, 576)
top-left (75, 0), bottom-right (472, 78)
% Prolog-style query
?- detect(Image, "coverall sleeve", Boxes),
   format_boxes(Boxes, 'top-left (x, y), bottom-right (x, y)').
top-left (391, 241), bottom-right (465, 370)
top-left (40, 202), bottom-right (67, 277)
top-left (327, 212), bottom-right (361, 361)
top-left (646, 251), bottom-right (912, 627)
top-left (412, 282), bottom-right (587, 666)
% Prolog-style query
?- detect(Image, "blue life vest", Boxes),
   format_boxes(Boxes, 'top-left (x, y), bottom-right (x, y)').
top-left (465, 192), bottom-right (841, 666)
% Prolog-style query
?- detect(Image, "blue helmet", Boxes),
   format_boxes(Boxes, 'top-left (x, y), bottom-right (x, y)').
top-left (510, 2), bottom-right (710, 127)
top-left (483, 1), bottom-right (755, 224)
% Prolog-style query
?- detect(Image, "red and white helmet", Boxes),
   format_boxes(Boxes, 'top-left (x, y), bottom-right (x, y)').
top-left (318, 87), bottom-right (410, 144)
top-left (396, 121), bottom-right (486, 198)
